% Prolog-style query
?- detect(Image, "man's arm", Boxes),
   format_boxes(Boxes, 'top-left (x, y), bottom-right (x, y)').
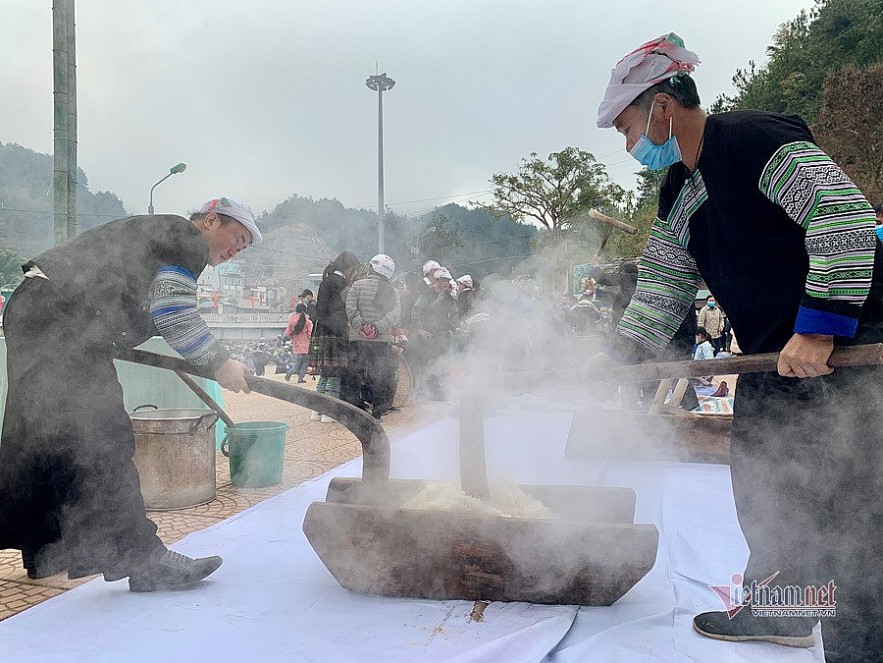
top-left (760, 141), bottom-right (877, 376)
top-left (149, 266), bottom-right (250, 391)
top-left (761, 141), bottom-right (876, 336)
top-left (611, 217), bottom-right (703, 362)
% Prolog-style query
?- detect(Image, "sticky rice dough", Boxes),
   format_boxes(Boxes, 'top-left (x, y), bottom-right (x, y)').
top-left (401, 482), bottom-right (558, 519)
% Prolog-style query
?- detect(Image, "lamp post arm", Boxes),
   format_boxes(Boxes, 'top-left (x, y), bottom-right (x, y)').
top-left (148, 172), bottom-right (173, 215)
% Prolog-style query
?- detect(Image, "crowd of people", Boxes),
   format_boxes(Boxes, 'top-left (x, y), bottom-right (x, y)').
top-left (268, 253), bottom-right (482, 420)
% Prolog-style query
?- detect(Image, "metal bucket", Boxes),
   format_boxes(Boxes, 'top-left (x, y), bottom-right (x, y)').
top-left (130, 406), bottom-right (219, 511)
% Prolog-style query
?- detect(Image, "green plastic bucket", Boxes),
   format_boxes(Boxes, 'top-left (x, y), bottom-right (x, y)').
top-left (221, 421), bottom-right (289, 488)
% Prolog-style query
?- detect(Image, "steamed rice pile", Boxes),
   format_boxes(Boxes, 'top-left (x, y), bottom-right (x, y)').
top-left (401, 482), bottom-right (558, 519)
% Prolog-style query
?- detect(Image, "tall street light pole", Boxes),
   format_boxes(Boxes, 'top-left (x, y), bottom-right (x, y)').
top-left (52, 0), bottom-right (77, 245)
top-left (148, 162), bottom-right (187, 214)
top-left (365, 72), bottom-right (395, 253)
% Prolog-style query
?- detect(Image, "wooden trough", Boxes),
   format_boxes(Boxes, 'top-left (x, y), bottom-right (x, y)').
top-left (302, 396), bottom-right (659, 605)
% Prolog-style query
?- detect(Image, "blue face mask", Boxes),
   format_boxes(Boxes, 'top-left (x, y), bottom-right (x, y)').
top-left (875, 225), bottom-right (883, 242)
top-left (629, 102), bottom-right (682, 171)
top-left (707, 301), bottom-right (716, 308)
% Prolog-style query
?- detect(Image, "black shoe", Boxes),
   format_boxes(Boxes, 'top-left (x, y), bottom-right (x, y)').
top-left (284, 373), bottom-right (292, 382)
top-left (128, 550), bottom-right (223, 592)
top-left (693, 610), bottom-right (815, 648)
top-left (24, 541), bottom-right (67, 580)
top-left (297, 378), bottom-right (307, 383)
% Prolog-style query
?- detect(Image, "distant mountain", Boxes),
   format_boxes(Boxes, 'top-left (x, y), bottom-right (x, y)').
top-left (238, 223), bottom-right (336, 296)
top-left (0, 142), bottom-right (537, 282)
top-left (0, 142), bottom-right (127, 258)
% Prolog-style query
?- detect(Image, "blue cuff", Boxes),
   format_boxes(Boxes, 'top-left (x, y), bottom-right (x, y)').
top-left (794, 306), bottom-right (858, 338)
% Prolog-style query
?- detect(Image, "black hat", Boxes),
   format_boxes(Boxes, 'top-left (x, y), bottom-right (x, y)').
top-left (300, 289), bottom-right (314, 298)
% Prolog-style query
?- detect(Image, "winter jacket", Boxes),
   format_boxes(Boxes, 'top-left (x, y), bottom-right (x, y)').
top-left (697, 305), bottom-right (724, 339)
top-left (346, 274), bottom-right (401, 343)
top-left (285, 312), bottom-right (314, 354)
top-left (413, 289), bottom-right (457, 336)
top-left (693, 340), bottom-right (715, 361)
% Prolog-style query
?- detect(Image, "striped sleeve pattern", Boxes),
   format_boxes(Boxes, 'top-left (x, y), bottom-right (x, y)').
top-left (616, 217), bottom-right (702, 355)
top-left (149, 266), bottom-right (228, 370)
top-left (760, 141), bottom-right (876, 336)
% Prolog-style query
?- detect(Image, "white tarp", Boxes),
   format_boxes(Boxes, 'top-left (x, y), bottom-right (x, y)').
top-left (0, 403), bottom-right (825, 662)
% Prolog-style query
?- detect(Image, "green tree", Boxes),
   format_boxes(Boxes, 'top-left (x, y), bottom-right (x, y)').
top-left (414, 212), bottom-right (463, 265)
top-left (0, 242), bottom-right (25, 287)
top-left (813, 64), bottom-right (883, 202)
top-left (478, 147), bottom-right (624, 241)
top-left (714, 0), bottom-right (883, 124)
top-left (634, 169), bottom-right (666, 210)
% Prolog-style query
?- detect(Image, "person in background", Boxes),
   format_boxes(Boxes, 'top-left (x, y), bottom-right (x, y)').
top-left (693, 326), bottom-right (715, 361)
top-left (692, 326), bottom-right (716, 388)
top-left (299, 289), bottom-right (318, 323)
top-left (874, 202), bottom-right (883, 237)
top-left (0, 196), bottom-right (257, 592)
top-left (308, 251), bottom-right (360, 423)
top-left (412, 267), bottom-right (457, 401)
top-left (594, 33), bottom-right (881, 660)
top-left (422, 259), bottom-right (442, 287)
top-left (251, 343), bottom-right (269, 376)
top-left (284, 303), bottom-right (313, 383)
top-left (242, 349), bottom-right (256, 374)
top-left (346, 254), bottom-right (401, 419)
top-left (455, 274), bottom-right (478, 320)
top-left (696, 294), bottom-right (724, 354)
top-left (392, 272), bottom-right (421, 333)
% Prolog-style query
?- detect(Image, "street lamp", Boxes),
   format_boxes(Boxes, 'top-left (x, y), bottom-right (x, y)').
top-left (147, 162), bottom-right (187, 215)
top-left (365, 72), bottom-right (395, 253)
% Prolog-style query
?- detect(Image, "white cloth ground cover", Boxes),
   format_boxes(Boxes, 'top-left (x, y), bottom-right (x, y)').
top-left (0, 406), bottom-right (825, 662)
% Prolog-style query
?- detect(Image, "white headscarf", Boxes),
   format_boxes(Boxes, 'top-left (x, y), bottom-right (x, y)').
top-left (597, 33), bottom-right (700, 129)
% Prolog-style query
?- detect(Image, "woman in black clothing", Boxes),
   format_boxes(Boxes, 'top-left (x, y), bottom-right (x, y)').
top-left (307, 251), bottom-right (360, 421)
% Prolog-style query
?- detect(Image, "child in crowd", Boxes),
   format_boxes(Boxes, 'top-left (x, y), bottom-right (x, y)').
top-left (693, 327), bottom-right (715, 387)
top-left (284, 303), bottom-right (313, 383)
top-left (693, 327), bottom-right (715, 361)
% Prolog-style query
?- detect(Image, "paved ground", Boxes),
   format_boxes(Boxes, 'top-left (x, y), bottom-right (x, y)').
top-left (0, 374), bottom-right (450, 621)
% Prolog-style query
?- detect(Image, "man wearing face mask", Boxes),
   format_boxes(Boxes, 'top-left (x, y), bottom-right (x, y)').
top-left (696, 295), bottom-right (724, 355)
top-left (594, 34), bottom-right (882, 662)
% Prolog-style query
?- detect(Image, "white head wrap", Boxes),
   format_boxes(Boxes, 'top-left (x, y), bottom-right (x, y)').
top-left (198, 197), bottom-right (262, 245)
top-left (456, 275), bottom-right (474, 289)
top-left (597, 33), bottom-right (700, 129)
top-left (422, 259), bottom-right (441, 284)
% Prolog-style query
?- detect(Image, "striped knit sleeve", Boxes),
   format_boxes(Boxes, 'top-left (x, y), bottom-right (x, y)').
top-left (760, 141), bottom-right (876, 337)
top-left (613, 216), bottom-right (702, 359)
top-left (148, 266), bottom-right (229, 372)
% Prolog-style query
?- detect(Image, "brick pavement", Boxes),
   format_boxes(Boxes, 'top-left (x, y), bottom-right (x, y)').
top-left (0, 374), bottom-right (449, 621)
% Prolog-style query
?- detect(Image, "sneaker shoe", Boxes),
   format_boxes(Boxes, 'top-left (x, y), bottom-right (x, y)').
top-left (128, 550), bottom-right (223, 593)
top-left (297, 378), bottom-right (307, 383)
top-left (320, 415), bottom-right (335, 423)
top-left (284, 373), bottom-right (292, 382)
top-left (693, 610), bottom-right (815, 648)
top-left (309, 412), bottom-right (322, 422)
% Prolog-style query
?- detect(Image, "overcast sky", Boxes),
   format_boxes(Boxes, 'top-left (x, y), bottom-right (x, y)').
top-left (0, 0), bottom-right (816, 219)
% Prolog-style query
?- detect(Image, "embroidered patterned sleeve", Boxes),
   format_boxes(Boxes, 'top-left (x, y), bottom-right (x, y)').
top-left (612, 216), bottom-right (702, 361)
top-left (149, 266), bottom-right (230, 373)
top-left (760, 141), bottom-right (877, 337)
